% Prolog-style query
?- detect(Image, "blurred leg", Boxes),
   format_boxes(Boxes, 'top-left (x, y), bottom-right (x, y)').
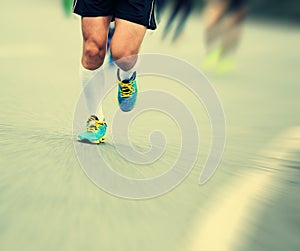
top-left (172, 1), bottom-right (193, 41)
top-left (162, 0), bottom-right (182, 39)
top-left (220, 7), bottom-right (247, 57)
top-left (204, 0), bottom-right (229, 47)
top-left (214, 6), bottom-right (247, 75)
top-left (156, 0), bottom-right (168, 22)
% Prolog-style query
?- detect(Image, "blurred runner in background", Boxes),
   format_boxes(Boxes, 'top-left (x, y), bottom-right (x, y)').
top-left (161, 0), bottom-right (193, 42)
top-left (62, 0), bottom-right (73, 16)
top-left (156, 0), bottom-right (196, 41)
top-left (155, 0), bottom-right (168, 23)
top-left (203, 0), bottom-right (248, 74)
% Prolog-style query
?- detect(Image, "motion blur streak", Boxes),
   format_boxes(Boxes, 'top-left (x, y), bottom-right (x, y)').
top-left (186, 127), bottom-right (300, 251)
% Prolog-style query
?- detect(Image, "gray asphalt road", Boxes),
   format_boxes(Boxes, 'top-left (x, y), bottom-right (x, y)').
top-left (1, 1), bottom-right (300, 251)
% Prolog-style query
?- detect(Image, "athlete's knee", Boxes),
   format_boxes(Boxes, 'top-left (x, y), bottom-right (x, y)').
top-left (82, 40), bottom-right (107, 69)
top-left (84, 39), bottom-right (106, 58)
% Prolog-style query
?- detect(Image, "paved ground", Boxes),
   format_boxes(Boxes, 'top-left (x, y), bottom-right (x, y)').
top-left (1, 1), bottom-right (300, 251)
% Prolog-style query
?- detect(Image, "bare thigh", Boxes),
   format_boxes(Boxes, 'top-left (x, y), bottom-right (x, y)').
top-left (81, 16), bottom-right (111, 70)
top-left (110, 18), bottom-right (147, 71)
top-left (204, 0), bottom-right (230, 29)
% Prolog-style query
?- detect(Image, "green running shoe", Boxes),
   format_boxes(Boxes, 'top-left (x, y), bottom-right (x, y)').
top-left (215, 58), bottom-right (236, 75)
top-left (77, 115), bottom-right (107, 144)
top-left (117, 70), bottom-right (138, 112)
top-left (202, 47), bottom-right (222, 70)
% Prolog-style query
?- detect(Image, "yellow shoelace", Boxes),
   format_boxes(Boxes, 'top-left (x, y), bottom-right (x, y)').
top-left (87, 117), bottom-right (105, 132)
top-left (119, 80), bottom-right (136, 98)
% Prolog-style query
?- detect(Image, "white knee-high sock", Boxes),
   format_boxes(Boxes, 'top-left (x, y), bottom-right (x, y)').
top-left (117, 57), bottom-right (139, 81)
top-left (80, 65), bottom-right (104, 121)
top-left (118, 67), bottom-right (136, 81)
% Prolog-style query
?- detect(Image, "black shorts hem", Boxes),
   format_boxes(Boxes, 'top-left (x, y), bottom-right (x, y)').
top-left (73, 12), bottom-right (157, 30)
top-left (114, 14), bottom-right (156, 30)
top-left (73, 10), bottom-right (113, 18)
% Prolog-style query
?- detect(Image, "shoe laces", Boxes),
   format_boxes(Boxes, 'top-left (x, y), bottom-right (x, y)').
top-left (119, 80), bottom-right (136, 98)
top-left (86, 116), bottom-right (105, 132)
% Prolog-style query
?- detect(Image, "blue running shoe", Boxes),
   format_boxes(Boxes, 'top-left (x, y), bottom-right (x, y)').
top-left (77, 115), bottom-right (107, 144)
top-left (117, 70), bottom-right (138, 112)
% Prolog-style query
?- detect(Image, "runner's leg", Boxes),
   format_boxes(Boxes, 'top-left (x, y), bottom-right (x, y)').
top-left (110, 18), bottom-right (146, 73)
top-left (81, 16), bottom-right (111, 70)
top-left (80, 16), bottom-right (111, 119)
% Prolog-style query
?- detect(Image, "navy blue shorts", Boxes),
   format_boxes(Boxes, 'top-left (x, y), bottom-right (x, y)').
top-left (73, 0), bottom-right (157, 30)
